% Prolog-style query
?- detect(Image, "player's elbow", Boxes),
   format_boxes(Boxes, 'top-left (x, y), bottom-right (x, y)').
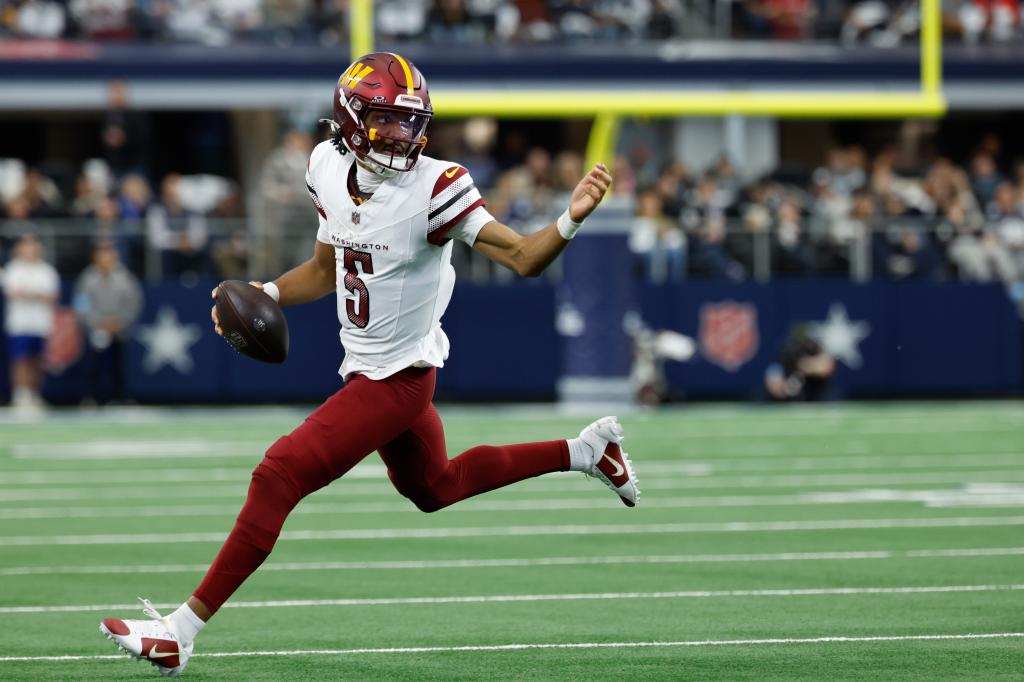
top-left (518, 262), bottom-right (545, 278)
top-left (514, 255), bottom-right (546, 278)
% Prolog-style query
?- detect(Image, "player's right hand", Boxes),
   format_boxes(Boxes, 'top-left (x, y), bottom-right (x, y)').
top-left (211, 281), bottom-right (264, 337)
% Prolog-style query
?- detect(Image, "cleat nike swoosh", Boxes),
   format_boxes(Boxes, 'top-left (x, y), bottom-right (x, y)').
top-left (148, 643), bottom-right (178, 659)
top-left (602, 452), bottom-right (625, 478)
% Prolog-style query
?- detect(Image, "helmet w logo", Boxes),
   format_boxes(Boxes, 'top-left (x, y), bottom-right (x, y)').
top-left (341, 62), bottom-right (374, 88)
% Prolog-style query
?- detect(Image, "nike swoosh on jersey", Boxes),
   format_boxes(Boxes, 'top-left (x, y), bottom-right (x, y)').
top-left (148, 643), bottom-right (178, 659)
top-left (602, 452), bottom-right (625, 478)
top-left (444, 167), bottom-right (459, 178)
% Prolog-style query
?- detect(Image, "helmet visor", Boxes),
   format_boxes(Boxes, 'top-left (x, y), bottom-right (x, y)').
top-left (364, 107), bottom-right (430, 159)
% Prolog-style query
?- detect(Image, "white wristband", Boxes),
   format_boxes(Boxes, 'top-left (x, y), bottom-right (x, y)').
top-left (261, 281), bottom-right (280, 303)
top-left (556, 209), bottom-right (584, 240)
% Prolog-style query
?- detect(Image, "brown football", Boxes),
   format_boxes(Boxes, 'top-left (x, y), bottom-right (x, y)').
top-left (215, 280), bottom-right (289, 364)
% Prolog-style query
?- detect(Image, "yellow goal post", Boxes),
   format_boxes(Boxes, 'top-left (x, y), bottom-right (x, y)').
top-left (349, 0), bottom-right (945, 170)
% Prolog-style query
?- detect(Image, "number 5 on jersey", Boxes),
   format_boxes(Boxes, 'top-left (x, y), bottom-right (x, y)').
top-left (343, 248), bottom-right (373, 328)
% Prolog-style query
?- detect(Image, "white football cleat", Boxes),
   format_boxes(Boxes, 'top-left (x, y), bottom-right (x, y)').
top-left (99, 598), bottom-right (193, 677)
top-left (578, 416), bottom-right (640, 507)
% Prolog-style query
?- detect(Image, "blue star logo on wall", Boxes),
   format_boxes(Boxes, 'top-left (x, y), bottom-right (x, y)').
top-left (136, 306), bottom-right (201, 374)
top-left (808, 303), bottom-right (871, 369)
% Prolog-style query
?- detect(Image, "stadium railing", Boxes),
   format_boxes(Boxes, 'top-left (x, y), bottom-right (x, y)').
top-left (0, 212), bottom-right (978, 286)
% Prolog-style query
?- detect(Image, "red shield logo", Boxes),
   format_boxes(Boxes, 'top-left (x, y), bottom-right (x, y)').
top-left (699, 301), bottom-right (758, 372)
top-left (351, 211), bottom-right (360, 225)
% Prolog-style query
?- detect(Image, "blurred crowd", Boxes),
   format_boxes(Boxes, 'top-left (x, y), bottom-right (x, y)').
top-left (618, 134), bottom-right (1024, 286)
top-left (1, 0), bottom-right (1020, 45)
top-left (4, 122), bottom-right (1024, 291)
top-left (0, 154), bottom-right (243, 281)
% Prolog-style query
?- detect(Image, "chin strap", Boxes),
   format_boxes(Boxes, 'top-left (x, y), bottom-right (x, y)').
top-left (356, 156), bottom-right (399, 179)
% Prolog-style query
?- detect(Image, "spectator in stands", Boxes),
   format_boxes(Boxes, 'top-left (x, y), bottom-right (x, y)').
top-left (256, 128), bottom-right (313, 276)
top-left (958, 0), bottom-right (1021, 43)
top-left (988, 181), bottom-right (1024, 276)
top-left (425, 0), bottom-right (492, 44)
top-left (817, 189), bottom-right (875, 275)
top-left (211, 229), bottom-right (250, 280)
top-left (629, 187), bottom-right (686, 283)
top-left (102, 81), bottom-right (149, 179)
top-left (816, 146), bottom-right (866, 198)
top-left (610, 154), bottom-right (637, 197)
top-left (260, 0), bottom-right (312, 45)
top-left (146, 173), bottom-right (208, 280)
top-left (73, 240), bottom-right (142, 405)
top-left (7, 168), bottom-right (62, 218)
top-left (772, 199), bottom-right (816, 276)
top-left (886, 225), bottom-right (943, 279)
top-left (117, 173), bottom-right (151, 219)
top-left (646, 0), bottom-right (682, 39)
top-left (456, 118), bottom-right (500, 190)
top-left (925, 157), bottom-right (983, 220)
top-left (744, 0), bottom-right (817, 39)
top-left (70, 171), bottom-right (104, 218)
top-left (692, 214), bottom-right (746, 280)
top-left (1, 233), bottom-right (59, 416)
top-left (494, 146), bottom-right (554, 225)
top-left (12, 0), bottom-right (66, 38)
top-left (729, 181), bottom-right (773, 274)
top-left (653, 161), bottom-right (689, 218)
top-left (943, 201), bottom-right (1017, 282)
top-left (970, 151), bottom-right (1004, 208)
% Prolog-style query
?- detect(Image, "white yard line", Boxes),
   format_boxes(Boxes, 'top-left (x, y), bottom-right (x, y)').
top-left (3, 516), bottom-right (1024, 546)
top-left (2, 547), bottom-right (1021, 577)
top-left (5, 471), bottom-right (1024, 503)
top-left (6, 487), bottom-right (1024, 521)
top-left (4, 453), bottom-right (1024, 485)
top-left (2, 584), bottom-right (1022, 614)
top-left (2, 632), bottom-right (1023, 663)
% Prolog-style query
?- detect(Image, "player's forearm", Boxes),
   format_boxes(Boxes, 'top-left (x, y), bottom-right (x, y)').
top-left (271, 258), bottom-right (336, 306)
top-left (514, 223), bottom-right (571, 277)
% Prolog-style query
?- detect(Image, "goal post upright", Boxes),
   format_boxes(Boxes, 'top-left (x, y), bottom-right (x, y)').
top-left (350, 0), bottom-right (945, 170)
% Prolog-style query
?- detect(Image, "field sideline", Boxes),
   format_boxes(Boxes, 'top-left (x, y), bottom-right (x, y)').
top-left (0, 402), bottom-right (1022, 680)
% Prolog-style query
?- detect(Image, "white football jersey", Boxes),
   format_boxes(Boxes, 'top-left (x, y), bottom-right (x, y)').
top-left (305, 141), bottom-right (490, 380)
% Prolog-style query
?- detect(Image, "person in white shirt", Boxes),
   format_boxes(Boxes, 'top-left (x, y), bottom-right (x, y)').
top-left (1, 233), bottom-right (59, 411)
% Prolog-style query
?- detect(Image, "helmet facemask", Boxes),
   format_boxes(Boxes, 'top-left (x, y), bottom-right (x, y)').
top-left (359, 106), bottom-right (430, 173)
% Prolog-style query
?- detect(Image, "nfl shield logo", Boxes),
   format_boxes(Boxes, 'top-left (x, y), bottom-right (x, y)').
top-left (351, 211), bottom-right (360, 225)
top-left (699, 301), bottom-right (758, 372)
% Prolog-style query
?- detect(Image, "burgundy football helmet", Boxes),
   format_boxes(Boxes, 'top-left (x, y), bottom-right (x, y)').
top-left (333, 52), bottom-right (433, 174)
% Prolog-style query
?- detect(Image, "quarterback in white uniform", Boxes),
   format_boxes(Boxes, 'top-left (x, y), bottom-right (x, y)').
top-left (100, 52), bottom-right (640, 677)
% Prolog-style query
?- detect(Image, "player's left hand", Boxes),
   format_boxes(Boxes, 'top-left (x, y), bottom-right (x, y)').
top-left (568, 163), bottom-right (613, 223)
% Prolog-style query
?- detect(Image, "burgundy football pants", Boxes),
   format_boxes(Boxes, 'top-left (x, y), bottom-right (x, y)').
top-left (193, 367), bottom-right (569, 613)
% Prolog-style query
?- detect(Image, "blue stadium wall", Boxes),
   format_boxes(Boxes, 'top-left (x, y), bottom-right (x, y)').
top-left (1, 280), bottom-right (1019, 403)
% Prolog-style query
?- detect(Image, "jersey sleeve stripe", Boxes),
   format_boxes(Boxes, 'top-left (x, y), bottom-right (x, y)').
top-left (427, 198), bottom-right (486, 245)
top-left (306, 181), bottom-right (327, 219)
top-left (428, 183), bottom-right (475, 221)
top-left (430, 173), bottom-right (472, 208)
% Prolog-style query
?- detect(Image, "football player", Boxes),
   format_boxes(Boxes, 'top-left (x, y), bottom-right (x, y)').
top-left (99, 52), bottom-right (639, 677)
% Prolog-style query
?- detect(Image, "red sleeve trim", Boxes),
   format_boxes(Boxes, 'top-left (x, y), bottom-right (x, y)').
top-left (427, 198), bottom-right (485, 246)
top-left (431, 165), bottom-right (468, 197)
top-left (306, 182), bottom-right (327, 219)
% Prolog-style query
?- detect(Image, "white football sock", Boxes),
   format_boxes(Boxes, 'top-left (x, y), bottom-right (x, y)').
top-left (566, 437), bottom-right (593, 472)
top-left (167, 603), bottom-right (206, 644)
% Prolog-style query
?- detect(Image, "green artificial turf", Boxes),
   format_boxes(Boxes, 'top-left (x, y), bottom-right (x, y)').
top-left (0, 402), bottom-right (1022, 680)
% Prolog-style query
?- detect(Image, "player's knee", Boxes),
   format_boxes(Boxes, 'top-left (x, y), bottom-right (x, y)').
top-left (388, 473), bottom-right (448, 513)
top-left (410, 490), bottom-right (447, 513)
